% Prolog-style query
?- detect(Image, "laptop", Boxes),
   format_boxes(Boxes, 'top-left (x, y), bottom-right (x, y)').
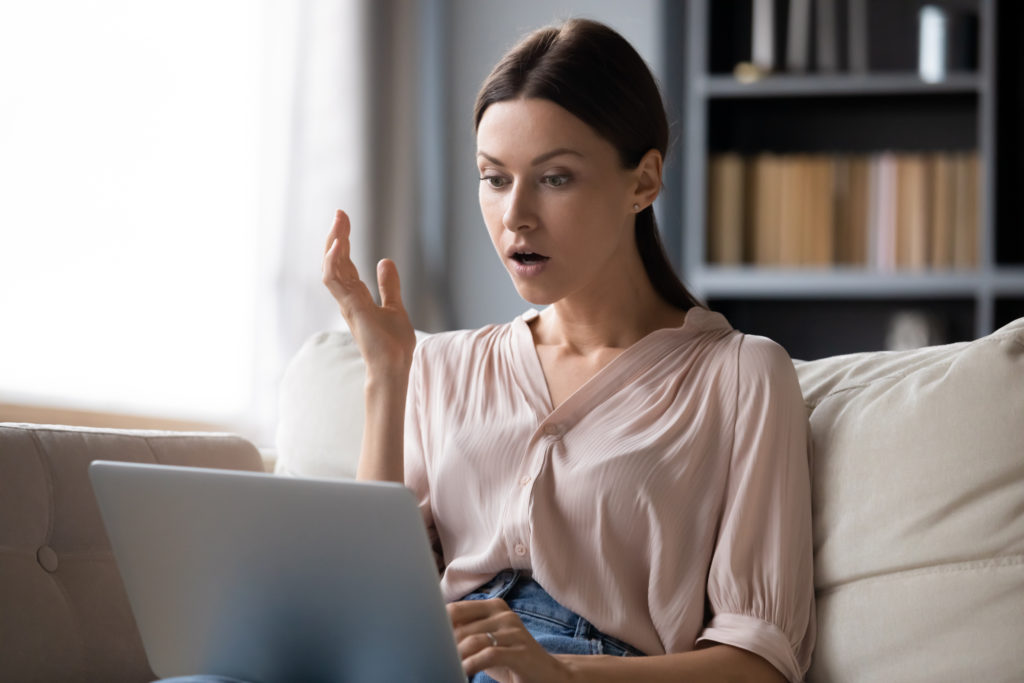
top-left (89, 460), bottom-right (467, 683)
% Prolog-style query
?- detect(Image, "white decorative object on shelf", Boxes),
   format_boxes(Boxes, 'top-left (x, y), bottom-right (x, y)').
top-left (919, 5), bottom-right (949, 83)
top-left (885, 310), bottom-right (946, 350)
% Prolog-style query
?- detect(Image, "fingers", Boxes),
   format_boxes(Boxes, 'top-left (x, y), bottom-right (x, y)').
top-left (322, 214), bottom-right (373, 319)
top-left (449, 599), bottom-right (520, 661)
top-left (447, 598), bottom-right (507, 627)
top-left (458, 625), bottom-right (524, 668)
top-left (325, 209), bottom-right (351, 257)
top-left (376, 259), bottom-right (404, 310)
top-left (453, 612), bottom-right (524, 668)
top-left (321, 210), bottom-right (409, 334)
top-left (448, 598), bottom-right (569, 680)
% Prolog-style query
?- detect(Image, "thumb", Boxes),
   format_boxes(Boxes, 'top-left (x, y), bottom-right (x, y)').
top-left (377, 258), bottom-right (404, 309)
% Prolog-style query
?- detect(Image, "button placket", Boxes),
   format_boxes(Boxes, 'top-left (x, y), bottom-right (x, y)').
top-left (542, 422), bottom-right (564, 438)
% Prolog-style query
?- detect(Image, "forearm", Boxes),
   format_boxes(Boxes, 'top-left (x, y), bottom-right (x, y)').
top-left (355, 369), bottom-right (410, 483)
top-left (558, 644), bottom-right (786, 683)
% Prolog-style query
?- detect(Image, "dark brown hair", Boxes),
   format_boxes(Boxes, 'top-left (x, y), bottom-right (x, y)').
top-left (474, 18), bottom-right (703, 311)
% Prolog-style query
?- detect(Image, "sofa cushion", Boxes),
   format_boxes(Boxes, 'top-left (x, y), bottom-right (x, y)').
top-left (274, 329), bottom-right (429, 479)
top-left (274, 317), bottom-right (1024, 681)
top-left (795, 316), bottom-right (1024, 681)
top-left (0, 423), bottom-right (265, 683)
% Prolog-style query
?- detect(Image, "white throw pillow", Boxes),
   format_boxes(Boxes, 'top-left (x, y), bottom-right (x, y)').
top-left (795, 316), bottom-right (1024, 682)
top-left (274, 329), bottom-right (430, 479)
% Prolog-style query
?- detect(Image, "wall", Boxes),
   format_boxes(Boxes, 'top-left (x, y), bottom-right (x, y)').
top-left (442, 0), bottom-right (666, 330)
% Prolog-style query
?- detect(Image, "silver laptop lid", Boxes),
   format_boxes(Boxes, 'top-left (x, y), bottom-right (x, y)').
top-left (89, 460), bottom-right (465, 683)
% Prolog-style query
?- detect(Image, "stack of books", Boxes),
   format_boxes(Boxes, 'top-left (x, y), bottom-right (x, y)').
top-left (732, 0), bottom-right (977, 77)
top-left (706, 151), bottom-right (980, 270)
top-left (736, 0), bottom-right (868, 77)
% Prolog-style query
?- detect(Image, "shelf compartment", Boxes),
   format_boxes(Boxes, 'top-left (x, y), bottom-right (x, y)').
top-left (707, 0), bottom-right (983, 77)
top-left (995, 0), bottom-right (1024, 265)
top-left (707, 297), bottom-right (976, 360)
top-left (707, 95), bottom-right (978, 153)
top-left (994, 297), bottom-right (1024, 328)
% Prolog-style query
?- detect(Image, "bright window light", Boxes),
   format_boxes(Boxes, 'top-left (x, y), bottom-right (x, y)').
top-left (0, 2), bottom-right (263, 424)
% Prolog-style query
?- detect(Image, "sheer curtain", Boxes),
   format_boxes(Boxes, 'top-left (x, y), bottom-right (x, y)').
top-left (0, 1), bottom-right (442, 446)
top-left (250, 0), bottom-right (372, 446)
top-left (252, 0), bottom-right (448, 446)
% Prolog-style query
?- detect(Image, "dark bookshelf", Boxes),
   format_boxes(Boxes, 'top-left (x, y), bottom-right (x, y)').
top-left (711, 296), bottom-right (976, 360)
top-left (994, 0), bottom-right (1024, 266)
top-left (995, 297), bottom-right (1024, 330)
top-left (678, 0), bottom-right (1023, 359)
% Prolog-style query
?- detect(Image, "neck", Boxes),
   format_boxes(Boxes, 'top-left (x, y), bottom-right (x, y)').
top-left (532, 254), bottom-right (686, 355)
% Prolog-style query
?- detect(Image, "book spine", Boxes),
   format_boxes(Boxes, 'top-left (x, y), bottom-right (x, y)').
top-left (815, 0), bottom-right (840, 72)
top-left (847, 0), bottom-right (869, 73)
top-left (787, 0), bottom-right (812, 73)
top-left (752, 0), bottom-right (776, 72)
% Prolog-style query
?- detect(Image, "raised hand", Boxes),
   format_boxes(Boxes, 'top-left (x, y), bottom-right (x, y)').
top-left (321, 209), bottom-right (417, 377)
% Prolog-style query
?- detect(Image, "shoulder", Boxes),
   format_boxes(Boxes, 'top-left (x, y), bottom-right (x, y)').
top-left (733, 333), bottom-right (805, 408)
top-left (412, 319), bottom-right (518, 371)
top-left (736, 333), bottom-right (796, 375)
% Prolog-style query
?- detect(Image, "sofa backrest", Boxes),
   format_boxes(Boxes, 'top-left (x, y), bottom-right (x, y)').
top-left (0, 423), bottom-right (265, 683)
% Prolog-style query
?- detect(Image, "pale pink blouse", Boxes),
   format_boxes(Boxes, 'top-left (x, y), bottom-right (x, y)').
top-left (404, 306), bottom-right (815, 681)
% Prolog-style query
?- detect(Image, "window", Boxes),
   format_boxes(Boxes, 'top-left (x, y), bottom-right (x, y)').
top-left (0, 2), bottom-right (264, 428)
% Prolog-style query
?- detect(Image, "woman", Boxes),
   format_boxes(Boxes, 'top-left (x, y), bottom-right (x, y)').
top-left (164, 16), bottom-right (814, 683)
top-left (323, 17), bottom-right (815, 683)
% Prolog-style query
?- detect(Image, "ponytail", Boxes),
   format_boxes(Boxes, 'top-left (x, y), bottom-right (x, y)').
top-left (635, 207), bottom-right (703, 311)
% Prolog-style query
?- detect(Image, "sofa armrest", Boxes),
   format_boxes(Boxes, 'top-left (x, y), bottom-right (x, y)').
top-left (0, 422), bottom-right (264, 683)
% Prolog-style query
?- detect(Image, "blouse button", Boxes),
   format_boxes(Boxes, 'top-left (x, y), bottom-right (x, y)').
top-left (543, 423), bottom-right (563, 437)
top-left (514, 543), bottom-right (527, 556)
top-left (519, 475), bottom-right (531, 486)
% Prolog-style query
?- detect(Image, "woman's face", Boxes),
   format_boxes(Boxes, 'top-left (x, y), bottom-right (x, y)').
top-left (476, 98), bottom-right (648, 306)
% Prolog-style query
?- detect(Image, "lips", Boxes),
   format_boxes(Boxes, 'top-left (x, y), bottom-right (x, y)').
top-left (506, 246), bottom-right (550, 278)
top-left (511, 251), bottom-right (550, 264)
top-left (507, 244), bottom-right (549, 263)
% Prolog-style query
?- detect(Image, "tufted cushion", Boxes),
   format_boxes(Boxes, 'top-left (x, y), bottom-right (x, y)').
top-left (795, 316), bottom-right (1024, 682)
top-left (0, 423), bottom-right (265, 683)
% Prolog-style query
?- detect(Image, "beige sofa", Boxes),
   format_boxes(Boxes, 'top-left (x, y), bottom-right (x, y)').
top-left (2, 315), bottom-right (1022, 682)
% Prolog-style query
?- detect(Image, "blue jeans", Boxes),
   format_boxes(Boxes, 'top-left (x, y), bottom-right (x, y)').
top-left (460, 569), bottom-right (644, 683)
top-left (156, 569), bottom-right (643, 683)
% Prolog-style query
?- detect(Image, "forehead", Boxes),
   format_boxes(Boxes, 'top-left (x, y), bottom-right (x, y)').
top-left (476, 98), bottom-right (608, 160)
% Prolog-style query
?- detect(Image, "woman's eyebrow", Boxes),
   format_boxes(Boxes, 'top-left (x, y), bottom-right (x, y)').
top-left (476, 148), bottom-right (584, 166)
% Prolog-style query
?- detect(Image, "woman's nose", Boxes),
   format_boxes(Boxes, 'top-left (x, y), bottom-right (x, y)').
top-left (502, 183), bottom-right (537, 232)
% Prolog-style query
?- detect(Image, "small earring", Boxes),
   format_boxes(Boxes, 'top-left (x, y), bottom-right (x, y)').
top-left (632, 203), bottom-right (640, 212)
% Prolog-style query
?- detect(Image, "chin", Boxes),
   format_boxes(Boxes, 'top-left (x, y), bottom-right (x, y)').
top-left (512, 283), bottom-right (560, 307)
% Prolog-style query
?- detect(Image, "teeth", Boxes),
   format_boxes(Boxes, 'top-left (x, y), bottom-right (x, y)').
top-left (514, 252), bottom-right (546, 263)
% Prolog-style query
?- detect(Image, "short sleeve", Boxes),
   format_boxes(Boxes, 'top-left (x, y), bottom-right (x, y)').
top-left (696, 335), bottom-right (816, 682)
top-left (403, 343), bottom-right (444, 572)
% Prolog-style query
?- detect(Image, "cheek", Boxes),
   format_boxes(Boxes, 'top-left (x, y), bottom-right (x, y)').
top-left (479, 190), bottom-right (504, 237)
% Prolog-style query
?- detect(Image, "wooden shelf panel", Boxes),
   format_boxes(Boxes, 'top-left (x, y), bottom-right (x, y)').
top-left (699, 73), bottom-right (983, 99)
top-left (993, 268), bottom-right (1024, 293)
top-left (690, 267), bottom-right (985, 298)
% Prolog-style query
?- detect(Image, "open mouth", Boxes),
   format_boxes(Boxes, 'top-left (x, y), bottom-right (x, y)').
top-left (511, 252), bottom-right (550, 264)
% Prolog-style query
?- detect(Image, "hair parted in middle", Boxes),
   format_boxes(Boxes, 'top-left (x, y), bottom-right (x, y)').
top-left (474, 18), bottom-right (703, 311)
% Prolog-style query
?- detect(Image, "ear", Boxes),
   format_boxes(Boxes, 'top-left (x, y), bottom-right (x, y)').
top-left (630, 149), bottom-right (663, 211)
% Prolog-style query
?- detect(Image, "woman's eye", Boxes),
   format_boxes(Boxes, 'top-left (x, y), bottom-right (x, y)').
top-left (480, 175), bottom-right (509, 189)
top-left (543, 174), bottom-right (570, 187)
